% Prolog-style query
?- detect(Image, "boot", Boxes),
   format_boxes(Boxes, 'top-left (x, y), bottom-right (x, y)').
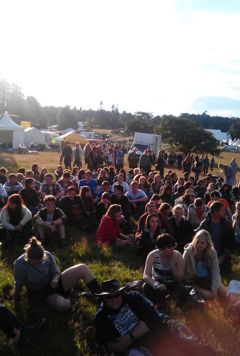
top-left (87, 278), bottom-right (101, 294)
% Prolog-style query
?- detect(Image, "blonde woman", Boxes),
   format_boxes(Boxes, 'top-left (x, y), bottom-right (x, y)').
top-left (183, 229), bottom-right (227, 299)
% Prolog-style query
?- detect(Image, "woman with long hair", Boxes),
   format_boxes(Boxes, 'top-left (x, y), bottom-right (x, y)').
top-left (39, 167), bottom-right (48, 183)
top-left (96, 204), bottom-right (132, 247)
top-left (183, 230), bottom-right (226, 299)
top-left (151, 174), bottom-right (163, 194)
top-left (79, 186), bottom-right (96, 231)
top-left (96, 191), bottom-right (111, 223)
top-left (0, 194), bottom-right (32, 243)
top-left (136, 213), bottom-right (165, 257)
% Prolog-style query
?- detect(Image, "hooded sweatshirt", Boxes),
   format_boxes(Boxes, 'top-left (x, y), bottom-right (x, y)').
top-left (183, 244), bottom-right (222, 296)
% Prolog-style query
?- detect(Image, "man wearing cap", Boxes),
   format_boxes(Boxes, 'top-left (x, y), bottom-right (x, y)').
top-left (95, 279), bottom-right (214, 355)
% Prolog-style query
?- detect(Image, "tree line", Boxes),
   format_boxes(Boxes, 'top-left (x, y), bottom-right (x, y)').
top-left (1, 79), bottom-right (240, 154)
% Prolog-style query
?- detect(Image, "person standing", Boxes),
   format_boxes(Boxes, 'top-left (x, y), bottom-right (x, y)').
top-left (155, 151), bottom-right (165, 178)
top-left (202, 155), bottom-right (210, 176)
top-left (128, 148), bottom-right (139, 169)
top-left (115, 146), bottom-right (124, 173)
top-left (60, 142), bottom-right (73, 169)
top-left (139, 149), bottom-right (152, 176)
top-left (72, 142), bottom-right (84, 168)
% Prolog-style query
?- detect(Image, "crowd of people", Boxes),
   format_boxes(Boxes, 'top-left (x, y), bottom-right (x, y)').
top-left (1, 141), bottom-right (240, 355)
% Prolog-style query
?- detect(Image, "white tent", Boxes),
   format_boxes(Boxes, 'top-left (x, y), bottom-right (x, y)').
top-left (0, 112), bottom-right (25, 148)
top-left (24, 127), bottom-right (46, 147)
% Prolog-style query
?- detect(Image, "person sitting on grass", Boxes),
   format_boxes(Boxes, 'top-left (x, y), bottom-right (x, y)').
top-left (57, 170), bottom-right (77, 196)
top-left (79, 171), bottom-right (97, 196)
top-left (54, 165), bottom-right (64, 181)
top-left (96, 192), bottom-right (111, 224)
top-left (25, 170), bottom-right (41, 191)
top-left (183, 230), bottom-right (227, 300)
top-left (94, 180), bottom-right (113, 204)
top-left (125, 180), bottom-right (148, 219)
top-left (34, 195), bottom-right (67, 245)
top-left (0, 304), bottom-right (45, 343)
top-left (95, 279), bottom-right (215, 356)
top-left (3, 173), bottom-right (23, 196)
top-left (143, 233), bottom-right (187, 308)
top-left (110, 184), bottom-right (130, 219)
top-left (13, 237), bottom-right (101, 311)
top-left (168, 204), bottom-right (194, 253)
top-left (58, 186), bottom-right (85, 229)
top-left (136, 213), bottom-right (166, 257)
top-left (96, 204), bottom-right (132, 247)
top-left (0, 194), bottom-right (32, 244)
top-left (40, 173), bottom-right (64, 201)
top-left (79, 185), bottom-right (96, 232)
top-left (112, 173), bottom-right (130, 194)
top-left (196, 201), bottom-right (235, 274)
top-left (19, 177), bottom-right (41, 215)
top-left (187, 197), bottom-right (208, 229)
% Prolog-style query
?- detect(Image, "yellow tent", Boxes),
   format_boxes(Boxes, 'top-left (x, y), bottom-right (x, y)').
top-left (59, 131), bottom-right (88, 145)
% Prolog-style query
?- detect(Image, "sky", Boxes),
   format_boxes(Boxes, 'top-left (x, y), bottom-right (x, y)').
top-left (1, 0), bottom-right (240, 116)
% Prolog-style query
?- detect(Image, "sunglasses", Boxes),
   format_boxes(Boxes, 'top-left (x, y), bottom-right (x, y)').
top-left (104, 292), bottom-right (122, 300)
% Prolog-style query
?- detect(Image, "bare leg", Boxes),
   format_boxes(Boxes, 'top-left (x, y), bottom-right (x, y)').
top-left (37, 225), bottom-right (46, 242)
top-left (61, 264), bottom-right (95, 291)
top-left (58, 224), bottom-right (66, 241)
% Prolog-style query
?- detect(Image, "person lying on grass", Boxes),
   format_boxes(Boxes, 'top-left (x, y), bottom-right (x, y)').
top-left (96, 204), bottom-right (133, 247)
top-left (13, 237), bottom-right (100, 311)
top-left (183, 229), bottom-right (227, 300)
top-left (94, 279), bottom-right (215, 356)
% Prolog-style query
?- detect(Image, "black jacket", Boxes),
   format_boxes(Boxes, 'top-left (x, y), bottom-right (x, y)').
top-left (196, 216), bottom-right (235, 257)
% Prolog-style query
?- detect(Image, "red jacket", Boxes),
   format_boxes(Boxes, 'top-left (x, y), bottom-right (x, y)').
top-left (96, 215), bottom-right (121, 246)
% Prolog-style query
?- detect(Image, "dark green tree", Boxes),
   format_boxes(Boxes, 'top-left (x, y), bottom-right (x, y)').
top-left (229, 120), bottom-right (240, 139)
top-left (58, 106), bottom-right (77, 130)
top-left (156, 117), bottom-right (219, 155)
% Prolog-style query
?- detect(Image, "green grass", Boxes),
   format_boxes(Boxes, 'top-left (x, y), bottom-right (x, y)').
top-left (0, 150), bottom-right (240, 355)
top-left (1, 231), bottom-right (240, 356)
